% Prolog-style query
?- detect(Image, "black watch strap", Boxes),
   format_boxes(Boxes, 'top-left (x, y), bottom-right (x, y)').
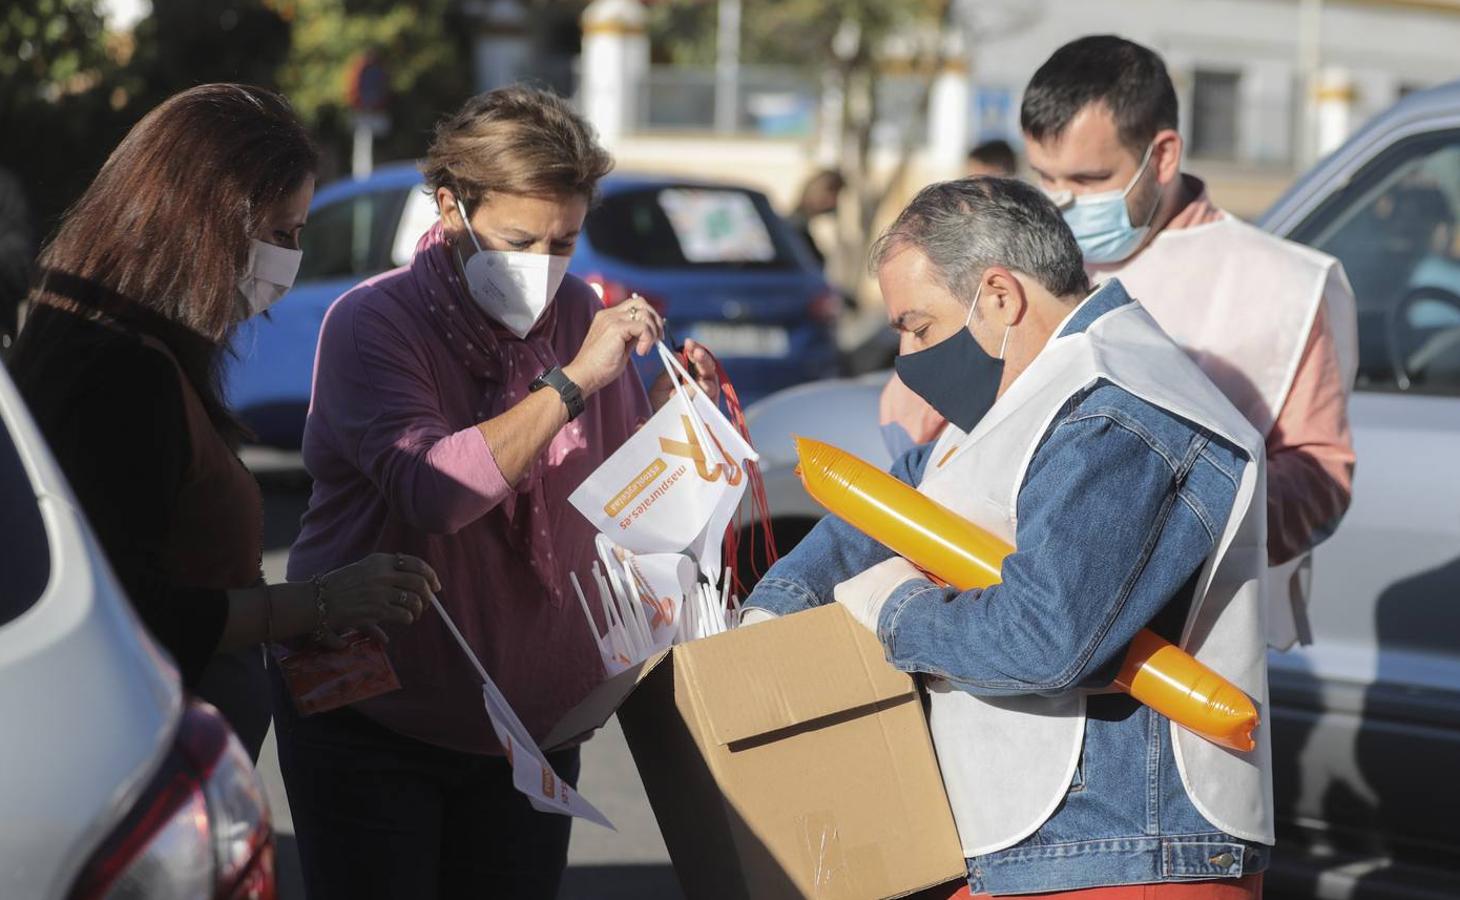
top-left (530, 366), bottom-right (585, 421)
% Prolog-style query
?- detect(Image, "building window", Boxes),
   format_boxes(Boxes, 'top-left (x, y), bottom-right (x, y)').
top-left (1190, 69), bottom-right (1241, 160)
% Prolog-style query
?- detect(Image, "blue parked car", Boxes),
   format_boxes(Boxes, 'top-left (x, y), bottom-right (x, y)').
top-left (226, 164), bottom-right (842, 447)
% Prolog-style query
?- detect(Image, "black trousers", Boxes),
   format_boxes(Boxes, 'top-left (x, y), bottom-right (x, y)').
top-left (271, 670), bottom-right (580, 900)
top-left (195, 645), bottom-right (272, 761)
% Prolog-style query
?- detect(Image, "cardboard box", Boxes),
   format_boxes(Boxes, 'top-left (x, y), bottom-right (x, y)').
top-left (545, 604), bottom-right (966, 899)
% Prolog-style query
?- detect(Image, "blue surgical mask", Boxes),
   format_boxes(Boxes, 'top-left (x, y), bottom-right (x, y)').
top-left (893, 284), bottom-right (1010, 434)
top-left (1047, 143), bottom-right (1158, 264)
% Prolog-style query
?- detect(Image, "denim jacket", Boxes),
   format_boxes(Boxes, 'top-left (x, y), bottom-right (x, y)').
top-left (746, 377), bottom-right (1270, 893)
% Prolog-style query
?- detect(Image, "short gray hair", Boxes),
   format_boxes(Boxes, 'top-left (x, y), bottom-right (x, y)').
top-left (869, 176), bottom-right (1089, 303)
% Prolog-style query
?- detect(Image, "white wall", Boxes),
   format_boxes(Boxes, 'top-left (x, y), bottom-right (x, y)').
top-left (601, 0), bottom-right (1460, 280)
top-left (966, 0), bottom-right (1460, 165)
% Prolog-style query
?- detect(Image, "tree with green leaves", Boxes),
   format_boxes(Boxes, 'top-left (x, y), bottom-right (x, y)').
top-left (274, 0), bottom-right (475, 178)
top-left (1, 0), bottom-right (302, 235)
top-left (0, 0), bottom-right (126, 235)
top-left (128, 0), bottom-right (292, 103)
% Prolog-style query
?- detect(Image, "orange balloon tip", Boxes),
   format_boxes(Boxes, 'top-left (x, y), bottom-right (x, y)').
top-left (1210, 720), bottom-right (1258, 753)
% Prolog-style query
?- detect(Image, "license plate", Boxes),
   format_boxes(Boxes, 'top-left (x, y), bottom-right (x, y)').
top-left (689, 323), bottom-right (790, 358)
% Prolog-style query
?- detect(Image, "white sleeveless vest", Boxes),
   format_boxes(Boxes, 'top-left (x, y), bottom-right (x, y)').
top-left (1092, 216), bottom-right (1357, 649)
top-left (914, 288), bottom-right (1274, 856)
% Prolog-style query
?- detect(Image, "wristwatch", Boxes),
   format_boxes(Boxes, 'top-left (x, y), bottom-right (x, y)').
top-left (529, 366), bottom-right (585, 421)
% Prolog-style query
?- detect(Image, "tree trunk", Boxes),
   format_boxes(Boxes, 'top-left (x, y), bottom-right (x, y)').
top-left (830, 0), bottom-right (954, 306)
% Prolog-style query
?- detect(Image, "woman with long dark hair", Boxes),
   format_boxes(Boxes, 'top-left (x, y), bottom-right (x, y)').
top-left (8, 83), bottom-right (438, 758)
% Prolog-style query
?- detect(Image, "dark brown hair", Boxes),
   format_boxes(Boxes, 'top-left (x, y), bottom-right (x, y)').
top-left (1021, 36), bottom-right (1178, 155)
top-left (28, 83), bottom-right (318, 440)
top-left (421, 85), bottom-right (613, 212)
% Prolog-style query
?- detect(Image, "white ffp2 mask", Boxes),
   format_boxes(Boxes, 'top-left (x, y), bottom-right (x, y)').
top-left (238, 238), bottom-right (302, 317)
top-left (454, 198), bottom-right (570, 339)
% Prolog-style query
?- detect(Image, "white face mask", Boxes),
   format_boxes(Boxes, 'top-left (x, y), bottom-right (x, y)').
top-left (1044, 142), bottom-right (1159, 264)
top-left (238, 238), bottom-right (302, 318)
top-left (453, 198), bottom-right (570, 339)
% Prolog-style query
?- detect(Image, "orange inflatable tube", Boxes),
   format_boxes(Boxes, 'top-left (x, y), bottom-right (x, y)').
top-left (794, 436), bottom-right (1257, 752)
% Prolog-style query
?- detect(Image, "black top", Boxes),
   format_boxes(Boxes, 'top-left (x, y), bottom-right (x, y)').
top-left (7, 305), bottom-right (228, 684)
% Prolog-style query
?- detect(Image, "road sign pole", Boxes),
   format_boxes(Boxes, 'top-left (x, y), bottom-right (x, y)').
top-left (352, 117), bottom-right (373, 180)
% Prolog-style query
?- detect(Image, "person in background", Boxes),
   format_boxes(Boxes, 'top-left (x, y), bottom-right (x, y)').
top-left (747, 177), bottom-right (1272, 898)
top-left (7, 84), bottom-right (435, 760)
top-left (882, 36), bottom-right (1357, 647)
top-left (787, 167), bottom-right (845, 269)
top-left (0, 165), bottom-right (33, 352)
top-left (275, 86), bottom-right (720, 900)
top-left (966, 138), bottom-right (1018, 177)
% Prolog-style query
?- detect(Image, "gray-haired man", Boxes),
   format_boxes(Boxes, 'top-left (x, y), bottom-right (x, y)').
top-left (745, 177), bottom-right (1274, 897)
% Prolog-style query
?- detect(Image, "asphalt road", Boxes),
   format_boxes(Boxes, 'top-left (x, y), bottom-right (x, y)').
top-left (254, 461), bottom-right (684, 899)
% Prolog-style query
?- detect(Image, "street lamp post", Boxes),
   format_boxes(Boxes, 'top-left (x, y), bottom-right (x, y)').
top-left (1297, 0), bottom-right (1324, 167)
top-left (714, 0), bottom-right (742, 134)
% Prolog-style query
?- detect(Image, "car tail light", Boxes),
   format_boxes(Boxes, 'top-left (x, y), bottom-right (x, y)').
top-left (69, 702), bottom-right (275, 900)
top-left (809, 288), bottom-right (844, 323)
top-left (582, 273), bottom-right (668, 316)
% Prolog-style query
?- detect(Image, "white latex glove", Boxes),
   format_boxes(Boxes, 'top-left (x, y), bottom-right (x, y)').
top-left (739, 606), bottom-right (779, 627)
top-left (833, 557), bottom-right (923, 632)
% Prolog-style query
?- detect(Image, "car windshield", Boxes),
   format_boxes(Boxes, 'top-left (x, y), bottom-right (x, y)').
top-left (297, 187), bottom-right (411, 282)
top-left (1292, 129), bottom-right (1460, 395)
top-left (0, 420), bottom-right (50, 628)
top-left (585, 186), bottom-right (799, 270)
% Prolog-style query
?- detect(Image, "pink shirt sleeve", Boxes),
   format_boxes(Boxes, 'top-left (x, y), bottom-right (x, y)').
top-left (879, 372), bottom-right (949, 446)
top-left (323, 296), bottom-right (512, 535)
top-left (1265, 302), bottom-right (1357, 565)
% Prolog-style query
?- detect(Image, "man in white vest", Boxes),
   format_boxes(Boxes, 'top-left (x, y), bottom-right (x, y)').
top-left (747, 177), bottom-right (1272, 897)
top-left (882, 36), bottom-right (1356, 650)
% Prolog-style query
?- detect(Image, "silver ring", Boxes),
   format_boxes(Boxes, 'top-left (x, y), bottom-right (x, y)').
top-left (394, 554), bottom-right (406, 570)
top-left (398, 591), bottom-right (410, 606)
top-left (629, 305), bottom-right (640, 320)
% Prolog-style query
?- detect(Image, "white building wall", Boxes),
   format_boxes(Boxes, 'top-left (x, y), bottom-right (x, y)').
top-left (1240, 58), bottom-right (1293, 165)
top-left (603, 0), bottom-right (1460, 234)
top-left (966, 0), bottom-right (1460, 165)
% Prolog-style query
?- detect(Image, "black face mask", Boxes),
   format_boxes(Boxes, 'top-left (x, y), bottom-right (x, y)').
top-left (894, 295), bottom-right (1006, 433)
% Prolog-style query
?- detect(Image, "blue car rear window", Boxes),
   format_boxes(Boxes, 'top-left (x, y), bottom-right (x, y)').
top-left (587, 187), bottom-right (798, 270)
top-left (0, 423), bottom-right (50, 628)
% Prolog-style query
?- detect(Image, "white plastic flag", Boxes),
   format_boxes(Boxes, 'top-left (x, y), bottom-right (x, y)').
top-left (625, 551), bottom-right (698, 650)
top-left (570, 571), bottom-right (633, 676)
top-left (690, 469), bottom-right (745, 587)
top-left (573, 539), bottom-right (701, 675)
top-left (569, 343), bottom-right (757, 581)
top-left (427, 592), bottom-right (612, 828)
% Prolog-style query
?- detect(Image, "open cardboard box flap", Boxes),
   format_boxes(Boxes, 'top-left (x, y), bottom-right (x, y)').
top-left (680, 604), bottom-right (917, 746)
top-left (543, 649), bottom-right (671, 751)
top-left (543, 605), bottom-right (915, 751)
